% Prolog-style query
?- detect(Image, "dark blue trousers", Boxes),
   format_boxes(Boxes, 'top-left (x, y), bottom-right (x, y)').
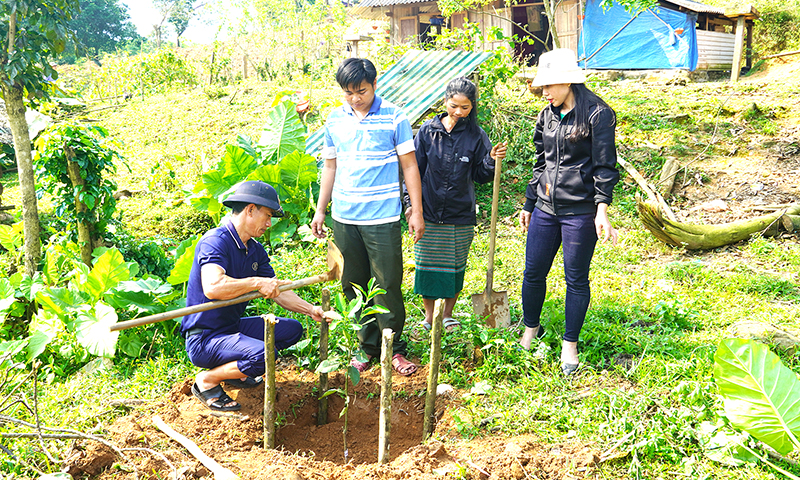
top-left (522, 209), bottom-right (597, 342)
top-left (185, 316), bottom-right (303, 377)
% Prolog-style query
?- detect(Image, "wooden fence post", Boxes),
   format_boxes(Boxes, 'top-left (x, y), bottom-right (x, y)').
top-left (263, 314), bottom-right (277, 448)
top-left (318, 288), bottom-right (330, 425)
top-left (378, 328), bottom-right (393, 463)
top-left (423, 299), bottom-right (445, 440)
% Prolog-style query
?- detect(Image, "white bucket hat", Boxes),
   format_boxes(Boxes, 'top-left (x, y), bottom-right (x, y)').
top-left (532, 48), bottom-right (586, 87)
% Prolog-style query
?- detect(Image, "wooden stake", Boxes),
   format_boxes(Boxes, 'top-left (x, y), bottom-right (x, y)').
top-left (318, 288), bottom-right (330, 425)
top-left (263, 314), bottom-right (277, 448)
top-left (153, 415), bottom-right (239, 480)
top-left (378, 328), bottom-right (393, 463)
top-left (423, 299), bottom-right (445, 441)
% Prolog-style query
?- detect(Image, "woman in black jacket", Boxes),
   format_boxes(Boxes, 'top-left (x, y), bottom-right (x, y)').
top-left (406, 77), bottom-right (507, 332)
top-left (518, 49), bottom-right (619, 375)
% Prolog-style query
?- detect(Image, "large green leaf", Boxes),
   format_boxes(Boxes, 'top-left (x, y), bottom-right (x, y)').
top-left (74, 302), bottom-right (119, 358)
top-left (247, 163), bottom-right (282, 186)
top-left (257, 100), bottom-right (306, 164)
top-left (84, 249), bottom-right (130, 299)
top-left (713, 338), bottom-right (800, 455)
top-left (200, 170), bottom-right (232, 198)
top-left (219, 144), bottom-right (257, 182)
top-left (0, 222), bottom-right (23, 252)
top-left (27, 310), bottom-right (61, 362)
top-left (167, 236), bottom-right (199, 285)
top-left (279, 150), bottom-right (318, 192)
top-left (0, 278), bottom-right (17, 312)
top-left (36, 286), bottom-right (90, 319)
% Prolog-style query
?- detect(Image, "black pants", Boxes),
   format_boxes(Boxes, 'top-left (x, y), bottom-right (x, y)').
top-left (522, 209), bottom-right (597, 342)
top-left (333, 220), bottom-right (407, 357)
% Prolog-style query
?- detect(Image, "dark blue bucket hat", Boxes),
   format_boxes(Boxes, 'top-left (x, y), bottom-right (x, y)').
top-left (222, 180), bottom-right (284, 217)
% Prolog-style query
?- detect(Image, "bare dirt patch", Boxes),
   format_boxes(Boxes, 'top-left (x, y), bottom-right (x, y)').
top-left (67, 362), bottom-right (600, 480)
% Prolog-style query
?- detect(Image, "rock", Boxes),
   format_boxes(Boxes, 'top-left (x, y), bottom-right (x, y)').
top-left (436, 383), bottom-right (455, 397)
top-left (665, 113), bottom-right (691, 124)
top-left (729, 321), bottom-right (800, 353)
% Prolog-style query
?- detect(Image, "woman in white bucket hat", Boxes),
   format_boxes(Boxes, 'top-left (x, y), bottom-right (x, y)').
top-left (518, 48), bottom-right (620, 375)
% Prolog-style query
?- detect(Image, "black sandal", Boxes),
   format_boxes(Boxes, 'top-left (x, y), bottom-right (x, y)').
top-left (191, 383), bottom-right (241, 411)
top-left (225, 376), bottom-right (263, 389)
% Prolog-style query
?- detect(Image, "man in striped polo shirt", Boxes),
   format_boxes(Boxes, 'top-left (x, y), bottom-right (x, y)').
top-left (311, 57), bottom-right (424, 376)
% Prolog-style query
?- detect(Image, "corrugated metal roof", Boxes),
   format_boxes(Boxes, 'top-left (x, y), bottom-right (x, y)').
top-left (305, 49), bottom-right (493, 155)
top-left (356, 0), bottom-right (431, 6)
top-left (664, 0), bottom-right (724, 15)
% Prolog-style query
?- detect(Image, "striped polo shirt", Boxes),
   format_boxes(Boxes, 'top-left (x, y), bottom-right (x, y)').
top-left (322, 95), bottom-right (415, 225)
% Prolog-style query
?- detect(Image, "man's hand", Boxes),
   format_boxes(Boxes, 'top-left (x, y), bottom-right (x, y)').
top-left (310, 210), bottom-right (327, 239)
top-left (309, 306), bottom-right (340, 323)
top-left (254, 277), bottom-right (291, 299)
top-left (407, 211), bottom-right (425, 243)
top-left (491, 142), bottom-right (508, 161)
top-left (519, 210), bottom-right (532, 231)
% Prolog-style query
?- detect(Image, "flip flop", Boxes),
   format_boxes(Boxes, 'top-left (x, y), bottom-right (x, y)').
top-left (350, 355), bottom-right (372, 373)
top-left (225, 376), bottom-right (263, 389)
top-left (443, 317), bottom-right (461, 332)
top-left (191, 383), bottom-right (241, 412)
top-left (391, 354), bottom-right (417, 377)
top-left (561, 363), bottom-right (579, 376)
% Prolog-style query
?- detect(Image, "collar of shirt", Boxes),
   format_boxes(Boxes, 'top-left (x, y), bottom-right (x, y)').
top-left (342, 95), bottom-right (383, 118)
top-left (223, 220), bottom-right (249, 253)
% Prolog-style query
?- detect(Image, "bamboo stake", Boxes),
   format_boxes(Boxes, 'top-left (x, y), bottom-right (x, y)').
top-left (318, 288), bottom-right (330, 425)
top-left (378, 328), bottom-right (393, 463)
top-left (423, 299), bottom-right (445, 441)
top-left (263, 314), bottom-right (277, 449)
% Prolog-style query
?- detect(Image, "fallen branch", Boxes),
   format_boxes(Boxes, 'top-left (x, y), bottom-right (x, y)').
top-left (617, 155), bottom-right (677, 221)
top-left (637, 198), bottom-right (800, 249)
top-left (153, 415), bottom-right (239, 480)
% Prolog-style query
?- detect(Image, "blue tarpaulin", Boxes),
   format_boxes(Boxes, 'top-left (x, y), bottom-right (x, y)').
top-left (578, 0), bottom-right (698, 70)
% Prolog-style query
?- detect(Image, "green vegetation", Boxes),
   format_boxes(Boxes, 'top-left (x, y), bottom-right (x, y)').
top-left (0, 6), bottom-right (799, 478)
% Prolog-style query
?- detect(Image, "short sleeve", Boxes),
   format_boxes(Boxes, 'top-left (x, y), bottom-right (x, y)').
top-left (322, 122), bottom-right (337, 159)
top-left (394, 112), bottom-right (415, 155)
top-left (195, 235), bottom-right (230, 273)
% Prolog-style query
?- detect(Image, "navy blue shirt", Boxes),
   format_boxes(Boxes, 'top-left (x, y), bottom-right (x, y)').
top-left (180, 221), bottom-right (275, 334)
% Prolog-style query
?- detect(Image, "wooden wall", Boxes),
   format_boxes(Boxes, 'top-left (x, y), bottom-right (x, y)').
top-left (696, 29), bottom-right (735, 69)
top-left (554, 0), bottom-right (580, 53)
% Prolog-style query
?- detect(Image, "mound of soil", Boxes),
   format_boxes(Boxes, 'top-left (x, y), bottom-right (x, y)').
top-left (65, 362), bottom-right (599, 480)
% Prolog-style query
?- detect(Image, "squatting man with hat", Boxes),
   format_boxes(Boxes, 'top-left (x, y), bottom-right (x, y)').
top-left (181, 180), bottom-right (334, 412)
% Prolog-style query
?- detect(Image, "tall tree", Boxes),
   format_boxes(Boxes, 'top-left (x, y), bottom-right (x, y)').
top-left (153, 0), bottom-right (206, 48)
top-left (68, 0), bottom-right (141, 59)
top-left (0, 1), bottom-right (79, 277)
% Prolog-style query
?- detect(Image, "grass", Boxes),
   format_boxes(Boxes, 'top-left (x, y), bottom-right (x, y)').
top-left (0, 54), bottom-right (799, 479)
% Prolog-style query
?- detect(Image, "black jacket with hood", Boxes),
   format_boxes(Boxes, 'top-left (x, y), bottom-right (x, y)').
top-left (523, 102), bottom-right (619, 216)
top-left (405, 113), bottom-right (495, 225)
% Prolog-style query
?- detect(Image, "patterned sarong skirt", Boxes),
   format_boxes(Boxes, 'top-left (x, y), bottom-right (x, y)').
top-left (413, 222), bottom-right (475, 299)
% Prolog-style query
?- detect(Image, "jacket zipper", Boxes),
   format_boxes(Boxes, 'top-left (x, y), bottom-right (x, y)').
top-left (551, 109), bottom-right (565, 216)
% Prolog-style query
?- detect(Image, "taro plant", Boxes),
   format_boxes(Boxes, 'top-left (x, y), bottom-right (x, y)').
top-left (316, 278), bottom-right (386, 462)
top-left (0, 241), bottom-right (180, 378)
top-left (712, 338), bottom-right (800, 477)
top-left (188, 98), bottom-right (318, 245)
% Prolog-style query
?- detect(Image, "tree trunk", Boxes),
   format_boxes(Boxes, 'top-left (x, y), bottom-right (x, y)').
top-left (2, 84), bottom-right (40, 276)
top-left (64, 146), bottom-right (93, 266)
top-left (543, 0), bottom-right (561, 49)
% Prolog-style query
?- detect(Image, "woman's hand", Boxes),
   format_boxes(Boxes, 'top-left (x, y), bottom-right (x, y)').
top-left (519, 210), bottom-right (532, 231)
top-left (595, 203), bottom-right (618, 245)
top-left (491, 142), bottom-right (508, 161)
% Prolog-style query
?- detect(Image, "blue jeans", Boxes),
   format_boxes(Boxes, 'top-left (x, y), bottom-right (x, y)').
top-left (185, 316), bottom-right (303, 378)
top-left (522, 209), bottom-right (597, 342)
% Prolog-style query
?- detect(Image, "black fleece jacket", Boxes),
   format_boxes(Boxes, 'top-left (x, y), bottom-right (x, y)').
top-left (405, 113), bottom-right (495, 225)
top-left (523, 103), bottom-right (619, 216)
